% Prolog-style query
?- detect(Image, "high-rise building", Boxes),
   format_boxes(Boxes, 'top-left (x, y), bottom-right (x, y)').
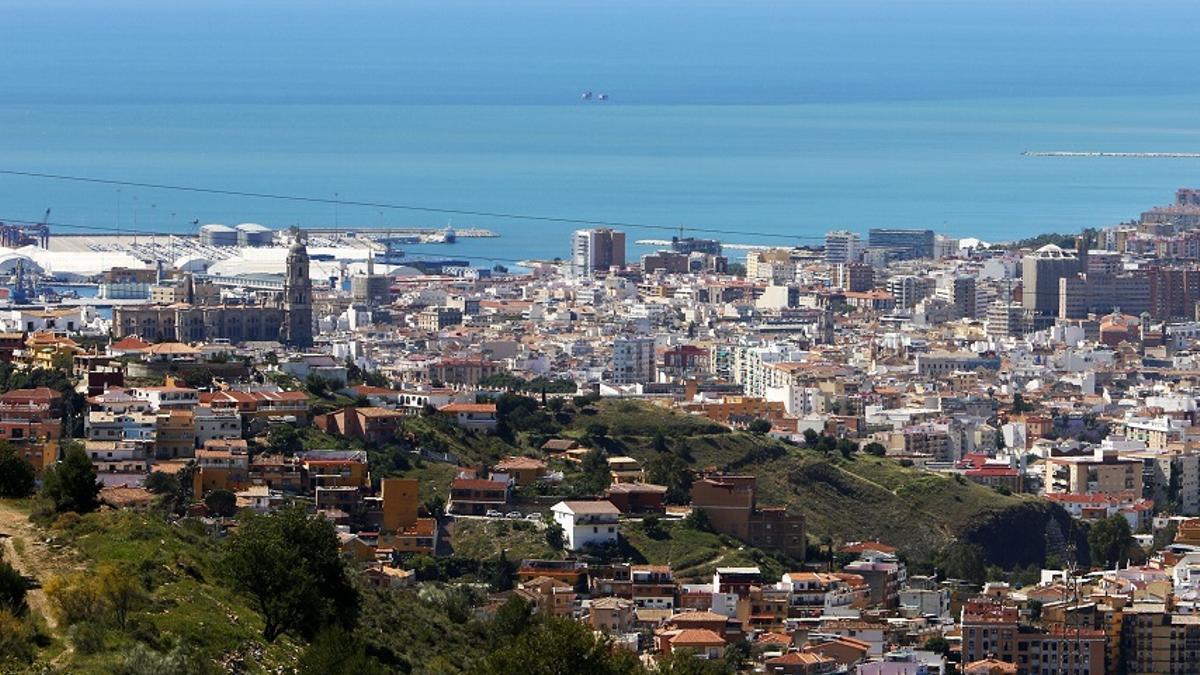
top-left (867, 228), bottom-right (936, 260)
top-left (824, 230), bottom-right (862, 264)
top-left (571, 228), bottom-right (626, 276)
top-left (886, 275), bottom-right (935, 309)
top-left (1021, 244), bottom-right (1081, 317)
top-left (611, 337), bottom-right (656, 385)
top-left (833, 262), bottom-right (874, 292)
top-left (950, 276), bottom-right (978, 319)
top-left (283, 231), bottom-right (314, 348)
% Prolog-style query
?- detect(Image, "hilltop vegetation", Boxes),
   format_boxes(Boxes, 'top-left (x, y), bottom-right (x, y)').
top-left (396, 398), bottom-right (1080, 573)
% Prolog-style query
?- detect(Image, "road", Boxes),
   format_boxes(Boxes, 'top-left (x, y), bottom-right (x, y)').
top-left (0, 501), bottom-right (61, 633)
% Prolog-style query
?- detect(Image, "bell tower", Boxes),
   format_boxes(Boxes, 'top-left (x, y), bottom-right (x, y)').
top-left (283, 227), bottom-right (313, 348)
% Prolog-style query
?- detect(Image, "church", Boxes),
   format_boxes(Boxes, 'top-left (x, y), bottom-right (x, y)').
top-left (113, 232), bottom-right (314, 348)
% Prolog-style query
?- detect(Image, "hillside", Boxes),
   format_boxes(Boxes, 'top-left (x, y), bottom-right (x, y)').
top-left (404, 398), bottom-right (1078, 570)
top-left (0, 499), bottom-right (305, 673)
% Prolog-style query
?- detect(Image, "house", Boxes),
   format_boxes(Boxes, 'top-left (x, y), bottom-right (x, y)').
top-left (447, 477), bottom-right (509, 515)
top-left (551, 500), bottom-right (620, 551)
top-left (236, 485), bottom-right (284, 513)
top-left (590, 597), bottom-right (637, 634)
top-left (764, 652), bottom-right (837, 675)
top-left (605, 482), bottom-right (667, 513)
top-left (541, 438), bottom-right (583, 455)
top-left (607, 456), bottom-right (644, 483)
top-left (314, 406), bottom-right (406, 444)
top-left (202, 389), bottom-right (310, 424)
top-left (515, 576), bottom-right (577, 617)
top-left (662, 629), bottom-right (726, 659)
top-left (280, 353), bottom-right (348, 386)
top-left (804, 637), bottom-right (872, 668)
top-left (494, 456), bottom-right (547, 486)
top-left (439, 402), bottom-right (498, 431)
top-left (155, 408), bottom-right (196, 459)
top-left (130, 384), bottom-right (199, 410)
top-left (0, 387), bottom-right (62, 443)
top-left (300, 450), bottom-right (369, 489)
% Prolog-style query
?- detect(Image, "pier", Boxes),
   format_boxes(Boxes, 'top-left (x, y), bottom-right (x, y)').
top-left (1023, 151), bottom-right (1200, 158)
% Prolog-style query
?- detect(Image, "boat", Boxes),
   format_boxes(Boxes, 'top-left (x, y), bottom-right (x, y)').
top-left (581, 90), bottom-right (593, 100)
top-left (597, 93), bottom-right (608, 101)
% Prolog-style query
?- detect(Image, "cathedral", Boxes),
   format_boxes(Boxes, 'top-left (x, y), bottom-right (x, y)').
top-left (113, 232), bottom-right (315, 347)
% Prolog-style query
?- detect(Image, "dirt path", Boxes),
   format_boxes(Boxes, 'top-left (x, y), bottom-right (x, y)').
top-left (0, 501), bottom-right (60, 632)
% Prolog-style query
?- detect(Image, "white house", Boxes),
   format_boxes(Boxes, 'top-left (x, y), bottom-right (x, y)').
top-left (551, 500), bottom-right (620, 551)
top-left (439, 403), bottom-right (498, 431)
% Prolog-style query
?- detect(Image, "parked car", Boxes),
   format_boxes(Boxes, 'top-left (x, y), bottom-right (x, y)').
top-left (525, 513), bottom-right (543, 522)
top-left (505, 511), bottom-right (523, 519)
top-left (485, 510), bottom-right (503, 518)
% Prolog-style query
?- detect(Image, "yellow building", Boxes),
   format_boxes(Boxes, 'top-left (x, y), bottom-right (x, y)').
top-left (1043, 449), bottom-right (1141, 496)
top-left (381, 478), bottom-right (419, 532)
top-left (155, 409), bottom-right (196, 459)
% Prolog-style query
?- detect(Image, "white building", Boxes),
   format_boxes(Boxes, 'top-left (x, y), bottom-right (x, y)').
top-left (611, 337), bottom-right (656, 385)
top-left (571, 228), bottom-right (626, 277)
top-left (825, 230), bottom-right (862, 264)
top-left (194, 407), bottom-right (243, 446)
top-left (551, 500), bottom-right (620, 551)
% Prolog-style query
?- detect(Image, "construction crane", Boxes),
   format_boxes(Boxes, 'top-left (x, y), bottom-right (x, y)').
top-left (35, 208), bottom-right (50, 247)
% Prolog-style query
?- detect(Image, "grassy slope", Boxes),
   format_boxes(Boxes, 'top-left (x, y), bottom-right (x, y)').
top-left (349, 397), bottom-right (1055, 569)
top-left (424, 399), bottom-right (1057, 567)
top-left (30, 509), bottom-right (302, 673)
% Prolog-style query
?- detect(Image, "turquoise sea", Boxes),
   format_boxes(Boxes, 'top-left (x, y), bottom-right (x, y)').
top-left (3, 1), bottom-right (1200, 264)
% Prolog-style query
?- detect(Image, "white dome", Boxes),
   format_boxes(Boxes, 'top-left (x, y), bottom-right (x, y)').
top-left (174, 255), bottom-right (213, 273)
top-left (0, 252), bottom-right (43, 275)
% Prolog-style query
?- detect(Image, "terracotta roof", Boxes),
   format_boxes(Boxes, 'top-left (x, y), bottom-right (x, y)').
top-left (440, 403), bottom-right (497, 414)
top-left (767, 652), bottom-right (833, 666)
top-left (670, 628), bottom-right (725, 646)
top-left (111, 336), bottom-right (152, 351)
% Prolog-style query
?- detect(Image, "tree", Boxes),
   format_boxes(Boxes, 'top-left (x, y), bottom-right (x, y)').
top-left (654, 649), bottom-right (727, 674)
top-left (94, 564), bottom-right (145, 630)
top-left (863, 442), bottom-right (886, 457)
top-left (0, 558), bottom-right (27, 616)
top-left (305, 374), bottom-right (331, 398)
top-left (924, 636), bottom-right (951, 656)
top-left (0, 609), bottom-right (34, 666)
top-left (473, 617), bottom-right (642, 675)
top-left (143, 471), bottom-right (179, 497)
top-left (297, 626), bottom-right (389, 675)
top-left (544, 519), bottom-right (565, 550)
top-left (645, 453), bottom-right (693, 504)
top-left (577, 447), bottom-right (612, 495)
top-left (41, 443), bottom-right (101, 514)
top-left (1089, 514), bottom-right (1134, 568)
top-left (937, 542), bottom-right (986, 586)
top-left (748, 418), bottom-right (772, 434)
top-left (683, 508), bottom-right (714, 533)
top-left (491, 595), bottom-right (535, 645)
top-left (222, 506), bottom-right (359, 642)
top-left (802, 428), bottom-right (819, 448)
top-left (0, 444), bottom-right (35, 498)
top-left (266, 424), bottom-right (304, 455)
top-left (204, 489), bottom-right (238, 518)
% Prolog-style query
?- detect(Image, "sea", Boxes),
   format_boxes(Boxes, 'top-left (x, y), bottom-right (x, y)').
top-left (3, 0), bottom-right (1200, 266)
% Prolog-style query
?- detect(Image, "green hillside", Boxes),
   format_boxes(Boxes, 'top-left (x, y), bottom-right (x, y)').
top-left (405, 398), bottom-right (1078, 570)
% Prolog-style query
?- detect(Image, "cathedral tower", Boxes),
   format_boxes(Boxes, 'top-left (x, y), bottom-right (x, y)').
top-left (283, 228), bottom-right (313, 348)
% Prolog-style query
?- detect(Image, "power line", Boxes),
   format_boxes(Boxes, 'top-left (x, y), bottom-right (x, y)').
top-left (0, 168), bottom-right (826, 240)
